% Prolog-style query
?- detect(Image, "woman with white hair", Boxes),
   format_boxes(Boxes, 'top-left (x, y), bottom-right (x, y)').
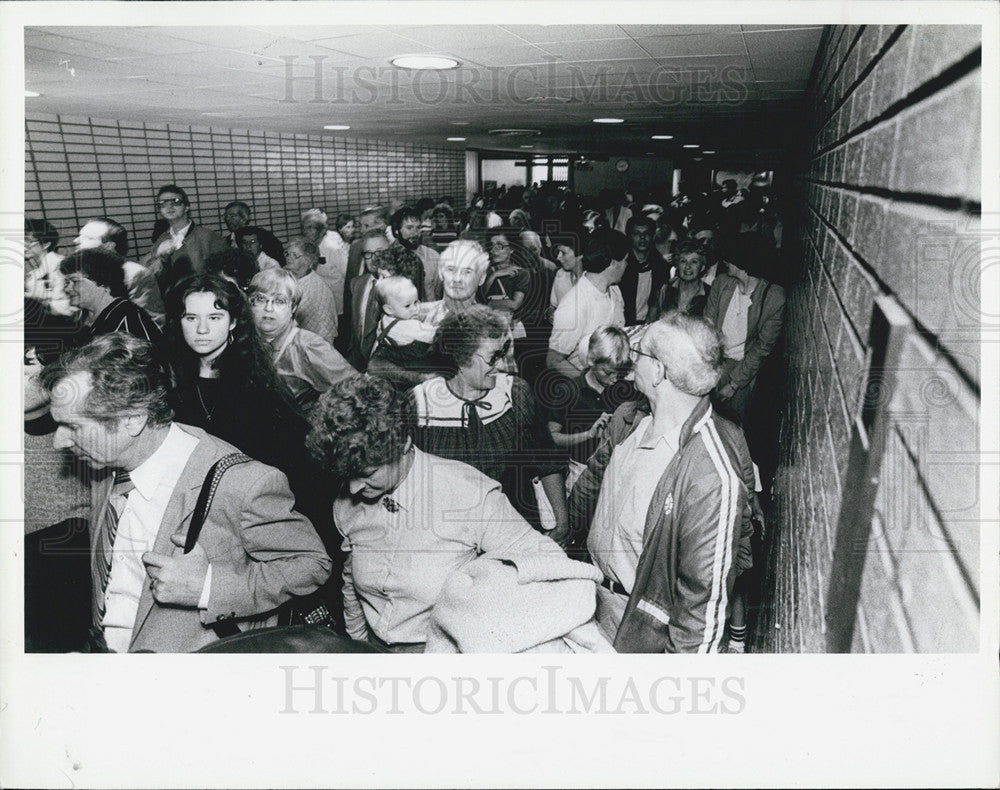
top-left (301, 208), bottom-right (348, 315)
top-left (249, 267), bottom-right (355, 411)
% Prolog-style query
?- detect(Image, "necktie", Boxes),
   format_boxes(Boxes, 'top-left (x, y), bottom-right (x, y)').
top-left (93, 471), bottom-right (135, 628)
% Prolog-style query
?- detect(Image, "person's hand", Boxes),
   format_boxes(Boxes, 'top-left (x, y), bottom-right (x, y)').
top-left (154, 238), bottom-right (176, 260)
top-left (142, 534), bottom-right (209, 607)
top-left (548, 521), bottom-right (571, 549)
top-left (587, 413), bottom-right (612, 440)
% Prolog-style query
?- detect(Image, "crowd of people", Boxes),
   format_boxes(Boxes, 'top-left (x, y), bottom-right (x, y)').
top-left (23, 175), bottom-right (786, 654)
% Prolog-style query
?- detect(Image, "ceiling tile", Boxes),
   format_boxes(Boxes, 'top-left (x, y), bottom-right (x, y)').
top-left (499, 25), bottom-right (626, 43)
top-left (460, 45), bottom-right (555, 67)
top-left (540, 38), bottom-right (654, 62)
top-left (400, 25), bottom-right (527, 50)
top-left (311, 31), bottom-right (430, 59)
top-left (636, 32), bottom-right (748, 59)
top-left (619, 25), bottom-right (742, 38)
top-left (744, 27), bottom-right (825, 57)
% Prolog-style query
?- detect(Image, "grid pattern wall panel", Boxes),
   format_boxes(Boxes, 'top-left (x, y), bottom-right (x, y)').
top-left (25, 113), bottom-right (466, 257)
top-left (764, 25), bottom-right (981, 653)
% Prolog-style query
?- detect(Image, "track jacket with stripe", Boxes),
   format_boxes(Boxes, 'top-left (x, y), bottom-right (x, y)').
top-left (570, 396), bottom-right (752, 653)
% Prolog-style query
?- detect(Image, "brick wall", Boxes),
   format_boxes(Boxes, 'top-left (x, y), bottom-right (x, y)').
top-left (24, 112), bottom-right (467, 257)
top-left (765, 25), bottom-right (981, 652)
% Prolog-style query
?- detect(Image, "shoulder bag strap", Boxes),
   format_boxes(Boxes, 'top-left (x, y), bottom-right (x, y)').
top-left (184, 452), bottom-right (253, 639)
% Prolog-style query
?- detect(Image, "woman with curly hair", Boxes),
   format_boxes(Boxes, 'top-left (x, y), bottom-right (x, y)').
top-left (410, 305), bottom-right (569, 542)
top-left (307, 374), bottom-right (561, 651)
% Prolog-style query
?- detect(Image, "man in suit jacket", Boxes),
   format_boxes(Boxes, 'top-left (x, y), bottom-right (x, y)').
top-left (703, 247), bottom-right (786, 421)
top-left (41, 333), bottom-right (331, 653)
top-left (345, 230), bottom-right (390, 370)
top-left (144, 184), bottom-right (228, 295)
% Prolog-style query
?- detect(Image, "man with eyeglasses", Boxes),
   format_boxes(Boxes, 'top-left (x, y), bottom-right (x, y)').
top-left (345, 230), bottom-right (391, 369)
top-left (144, 184), bottom-right (227, 293)
top-left (571, 311), bottom-right (754, 653)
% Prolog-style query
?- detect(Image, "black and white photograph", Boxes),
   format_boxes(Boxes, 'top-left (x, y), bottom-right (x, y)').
top-left (3, 1), bottom-right (998, 787)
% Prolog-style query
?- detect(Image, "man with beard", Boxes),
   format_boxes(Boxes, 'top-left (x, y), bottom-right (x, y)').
top-left (619, 214), bottom-right (668, 325)
top-left (391, 206), bottom-right (440, 301)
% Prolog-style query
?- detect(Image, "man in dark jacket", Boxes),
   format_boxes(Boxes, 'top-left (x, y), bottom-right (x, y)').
top-left (571, 311), bottom-right (753, 653)
top-left (619, 214), bottom-right (668, 325)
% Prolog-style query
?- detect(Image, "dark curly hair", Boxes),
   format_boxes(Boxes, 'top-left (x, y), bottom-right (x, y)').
top-left (167, 273), bottom-right (282, 394)
top-left (371, 245), bottom-right (423, 295)
top-left (59, 248), bottom-right (128, 298)
top-left (204, 248), bottom-right (259, 291)
top-left (433, 304), bottom-right (510, 374)
top-left (306, 374), bottom-right (414, 479)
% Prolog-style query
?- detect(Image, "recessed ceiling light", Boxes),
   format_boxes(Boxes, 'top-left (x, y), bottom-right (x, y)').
top-left (446, 137), bottom-right (466, 141)
top-left (450, 121), bottom-right (470, 126)
top-left (683, 144), bottom-right (700, 149)
top-left (25, 90), bottom-right (40, 98)
top-left (324, 125), bottom-right (350, 130)
top-left (593, 117), bottom-right (624, 124)
top-left (391, 55), bottom-right (460, 70)
top-left (703, 150), bottom-right (716, 154)
top-left (519, 145), bottom-right (534, 149)
top-left (651, 134), bottom-right (673, 140)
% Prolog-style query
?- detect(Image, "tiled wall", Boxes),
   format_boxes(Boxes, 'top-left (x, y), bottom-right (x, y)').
top-left (765, 25), bottom-right (981, 652)
top-left (25, 113), bottom-right (467, 257)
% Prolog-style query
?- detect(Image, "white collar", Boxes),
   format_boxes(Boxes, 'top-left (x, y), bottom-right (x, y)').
top-left (128, 424), bottom-right (196, 500)
top-left (169, 221), bottom-right (193, 241)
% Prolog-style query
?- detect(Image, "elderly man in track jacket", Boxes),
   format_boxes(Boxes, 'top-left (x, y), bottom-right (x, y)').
top-left (570, 311), bottom-right (754, 653)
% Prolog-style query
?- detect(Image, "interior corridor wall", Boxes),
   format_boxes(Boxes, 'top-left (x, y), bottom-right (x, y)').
top-left (24, 112), bottom-right (467, 257)
top-left (768, 25), bottom-right (981, 652)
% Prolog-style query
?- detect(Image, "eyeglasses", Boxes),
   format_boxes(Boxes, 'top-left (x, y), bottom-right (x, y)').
top-left (249, 294), bottom-right (291, 309)
top-left (362, 250), bottom-right (384, 261)
top-left (157, 198), bottom-right (185, 208)
top-left (476, 338), bottom-right (512, 368)
top-left (490, 241), bottom-right (510, 250)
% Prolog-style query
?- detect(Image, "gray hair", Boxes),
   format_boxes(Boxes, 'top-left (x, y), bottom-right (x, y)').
top-left (301, 208), bottom-right (328, 227)
top-left (644, 311), bottom-right (724, 396)
top-left (439, 239), bottom-right (490, 278)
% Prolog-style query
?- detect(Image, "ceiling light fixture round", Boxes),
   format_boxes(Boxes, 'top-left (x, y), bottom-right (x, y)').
top-left (324, 125), bottom-right (351, 130)
top-left (593, 117), bottom-right (624, 124)
top-left (391, 55), bottom-right (460, 70)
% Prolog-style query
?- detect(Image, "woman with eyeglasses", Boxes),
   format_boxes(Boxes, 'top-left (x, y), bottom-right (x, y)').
top-left (248, 268), bottom-right (355, 412)
top-left (144, 184), bottom-right (227, 295)
top-left (482, 228), bottom-right (550, 384)
top-left (410, 305), bottom-right (570, 543)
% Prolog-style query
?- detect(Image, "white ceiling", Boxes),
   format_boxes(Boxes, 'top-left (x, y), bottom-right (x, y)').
top-left (25, 24), bottom-right (824, 161)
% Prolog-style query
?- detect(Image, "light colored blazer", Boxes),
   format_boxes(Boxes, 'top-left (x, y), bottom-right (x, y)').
top-left (704, 273), bottom-right (786, 391)
top-left (89, 424), bottom-right (331, 653)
